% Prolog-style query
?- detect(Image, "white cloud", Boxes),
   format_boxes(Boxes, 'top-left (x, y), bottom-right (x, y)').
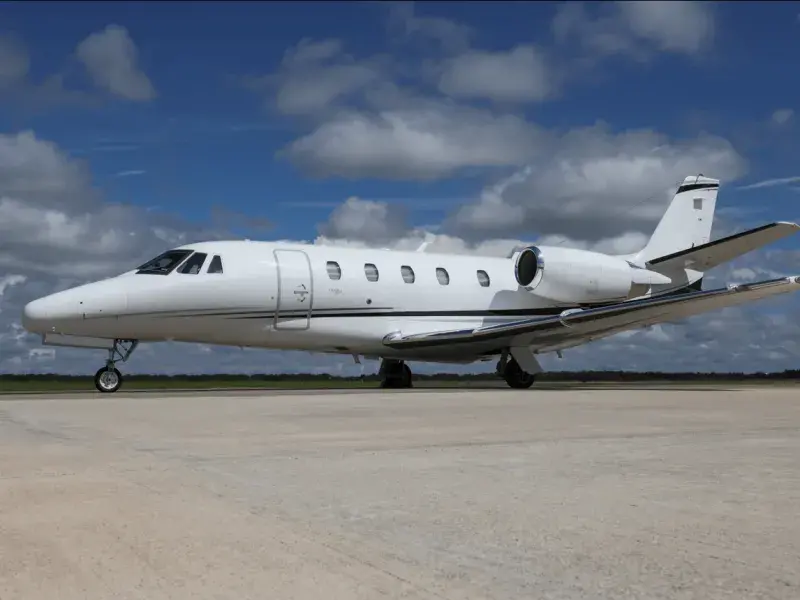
top-left (772, 109), bottom-right (794, 126)
top-left (0, 131), bottom-right (98, 210)
top-left (448, 123), bottom-right (746, 242)
top-left (616, 1), bottom-right (715, 54)
top-left (285, 105), bottom-right (545, 180)
top-left (0, 131), bottom-right (184, 280)
top-left (437, 45), bottom-right (555, 103)
top-left (318, 197), bottom-right (411, 244)
top-left (275, 39), bottom-right (383, 116)
top-left (246, 38), bottom-right (387, 118)
top-left (76, 24), bottom-right (156, 101)
top-left (553, 1), bottom-right (715, 60)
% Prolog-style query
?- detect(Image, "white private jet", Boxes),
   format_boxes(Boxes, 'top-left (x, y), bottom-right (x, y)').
top-left (21, 175), bottom-right (800, 393)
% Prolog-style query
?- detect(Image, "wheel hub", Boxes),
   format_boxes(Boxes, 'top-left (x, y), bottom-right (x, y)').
top-left (99, 370), bottom-right (119, 389)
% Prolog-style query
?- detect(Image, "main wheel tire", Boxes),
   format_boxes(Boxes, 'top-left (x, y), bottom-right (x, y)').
top-left (94, 367), bottom-right (123, 393)
top-left (502, 360), bottom-right (535, 389)
top-left (506, 372), bottom-right (535, 389)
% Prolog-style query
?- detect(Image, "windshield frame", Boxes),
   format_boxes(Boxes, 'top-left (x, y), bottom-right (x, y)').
top-left (135, 249), bottom-right (194, 275)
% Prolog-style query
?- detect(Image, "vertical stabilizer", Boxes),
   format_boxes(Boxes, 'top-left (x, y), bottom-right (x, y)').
top-left (634, 175), bottom-right (719, 265)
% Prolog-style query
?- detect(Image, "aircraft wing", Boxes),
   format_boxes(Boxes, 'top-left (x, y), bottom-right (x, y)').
top-left (646, 222), bottom-right (800, 272)
top-left (382, 275), bottom-right (800, 353)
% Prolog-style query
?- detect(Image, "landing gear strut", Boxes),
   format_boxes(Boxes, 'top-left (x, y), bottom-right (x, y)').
top-left (94, 339), bottom-right (138, 393)
top-left (497, 355), bottom-right (536, 389)
top-left (379, 359), bottom-right (413, 388)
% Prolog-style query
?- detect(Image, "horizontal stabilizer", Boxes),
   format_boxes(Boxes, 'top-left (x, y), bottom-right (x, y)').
top-left (646, 222), bottom-right (800, 272)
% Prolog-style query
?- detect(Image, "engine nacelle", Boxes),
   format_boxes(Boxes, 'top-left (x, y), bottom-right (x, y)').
top-left (514, 245), bottom-right (668, 304)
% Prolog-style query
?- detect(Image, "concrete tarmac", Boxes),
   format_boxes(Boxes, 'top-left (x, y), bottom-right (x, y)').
top-left (1, 387), bottom-right (798, 599)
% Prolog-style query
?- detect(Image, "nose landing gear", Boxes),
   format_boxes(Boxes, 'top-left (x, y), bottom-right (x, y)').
top-left (94, 339), bottom-right (138, 393)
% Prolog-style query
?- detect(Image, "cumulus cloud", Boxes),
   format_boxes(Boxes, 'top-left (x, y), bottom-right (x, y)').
top-left (448, 123), bottom-right (747, 242)
top-left (76, 24), bottom-right (156, 101)
top-left (318, 197), bottom-right (411, 244)
top-left (437, 44), bottom-right (555, 103)
top-left (273, 38), bottom-right (384, 116)
top-left (616, 1), bottom-right (715, 54)
top-left (307, 117), bottom-right (746, 247)
top-left (553, 1), bottom-right (715, 60)
top-left (243, 38), bottom-right (389, 118)
top-left (0, 131), bottom-right (187, 280)
top-left (285, 105), bottom-right (545, 180)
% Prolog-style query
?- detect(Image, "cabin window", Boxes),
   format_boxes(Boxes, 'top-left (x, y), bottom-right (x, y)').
top-left (400, 265), bottom-right (415, 283)
top-left (436, 267), bottom-right (450, 285)
top-left (693, 197), bottom-right (703, 210)
top-left (177, 252), bottom-right (208, 274)
top-left (364, 263), bottom-right (379, 282)
top-left (477, 270), bottom-right (490, 287)
top-left (207, 255), bottom-right (224, 274)
top-left (326, 261), bottom-right (342, 280)
top-left (135, 249), bottom-right (193, 275)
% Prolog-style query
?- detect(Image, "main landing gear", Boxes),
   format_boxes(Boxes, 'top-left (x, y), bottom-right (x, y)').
top-left (379, 359), bottom-right (413, 388)
top-left (497, 355), bottom-right (536, 389)
top-left (94, 339), bottom-right (138, 393)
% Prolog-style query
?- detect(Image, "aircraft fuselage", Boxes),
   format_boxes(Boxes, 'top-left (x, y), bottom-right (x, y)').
top-left (26, 241), bottom-right (648, 364)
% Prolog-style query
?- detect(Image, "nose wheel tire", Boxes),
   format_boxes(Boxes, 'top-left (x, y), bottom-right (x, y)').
top-left (94, 367), bottom-right (123, 393)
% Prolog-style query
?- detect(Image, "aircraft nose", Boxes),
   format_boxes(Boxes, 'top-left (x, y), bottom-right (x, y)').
top-left (22, 297), bottom-right (54, 333)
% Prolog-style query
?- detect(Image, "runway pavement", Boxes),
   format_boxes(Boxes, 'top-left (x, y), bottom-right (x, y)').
top-left (1, 387), bottom-right (798, 599)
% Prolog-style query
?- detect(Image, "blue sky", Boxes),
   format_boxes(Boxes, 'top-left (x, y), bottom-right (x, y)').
top-left (1, 1), bottom-right (799, 375)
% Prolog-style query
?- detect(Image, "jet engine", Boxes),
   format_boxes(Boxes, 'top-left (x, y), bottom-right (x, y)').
top-left (513, 245), bottom-right (671, 304)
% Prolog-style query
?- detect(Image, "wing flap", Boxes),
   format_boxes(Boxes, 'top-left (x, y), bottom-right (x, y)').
top-left (383, 275), bottom-right (800, 351)
top-left (646, 222), bottom-right (800, 272)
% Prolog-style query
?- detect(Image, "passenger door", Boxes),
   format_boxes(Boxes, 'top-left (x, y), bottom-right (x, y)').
top-left (273, 249), bottom-right (313, 330)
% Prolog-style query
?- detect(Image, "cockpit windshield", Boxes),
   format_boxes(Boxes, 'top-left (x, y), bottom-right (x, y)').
top-left (136, 249), bottom-right (193, 275)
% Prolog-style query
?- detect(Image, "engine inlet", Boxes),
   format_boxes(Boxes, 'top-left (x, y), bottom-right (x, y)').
top-left (514, 247), bottom-right (543, 287)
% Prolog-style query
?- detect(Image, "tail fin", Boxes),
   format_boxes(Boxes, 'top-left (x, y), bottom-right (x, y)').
top-left (634, 175), bottom-right (719, 265)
